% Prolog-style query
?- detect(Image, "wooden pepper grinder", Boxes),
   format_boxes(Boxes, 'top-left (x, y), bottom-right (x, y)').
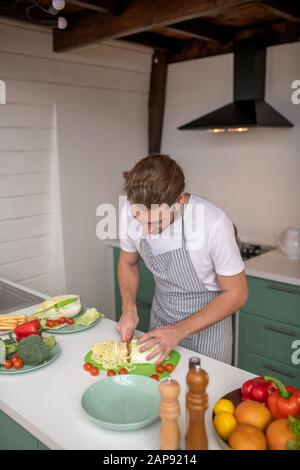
top-left (159, 377), bottom-right (181, 450)
top-left (185, 357), bottom-right (209, 450)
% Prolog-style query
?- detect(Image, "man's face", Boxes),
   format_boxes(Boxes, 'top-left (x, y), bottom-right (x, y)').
top-left (131, 203), bottom-right (179, 235)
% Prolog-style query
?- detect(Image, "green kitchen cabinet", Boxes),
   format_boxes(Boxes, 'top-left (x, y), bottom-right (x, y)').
top-left (0, 409), bottom-right (49, 450)
top-left (113, 247), bottom-right (155, 332)
top-left (238, 276), bottom-right (300, 387)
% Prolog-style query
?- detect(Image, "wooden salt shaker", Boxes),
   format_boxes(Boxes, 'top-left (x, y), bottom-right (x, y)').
top-left (185, 357), bottom-right (209, 450)
top-left (159, 377), bottom-right (181, 450)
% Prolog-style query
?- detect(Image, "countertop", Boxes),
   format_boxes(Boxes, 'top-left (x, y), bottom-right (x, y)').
top-left (245, 249), bottom-right (300, 287)
top-left (108, 241), bottom-right (300, 287)
top-left (0, 281), bottom-right (255, 450)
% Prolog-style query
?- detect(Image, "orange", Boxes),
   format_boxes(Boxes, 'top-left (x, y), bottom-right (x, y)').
top-left (229, 424), bottom-right (267, 450)
top-left (235, 400), bottom-right (271, 431)
top-left (266, 419), bottom-right (297, 450)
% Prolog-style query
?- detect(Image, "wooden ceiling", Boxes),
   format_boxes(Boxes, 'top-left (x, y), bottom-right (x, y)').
top-left (0, 0), bottom-right (300, 62)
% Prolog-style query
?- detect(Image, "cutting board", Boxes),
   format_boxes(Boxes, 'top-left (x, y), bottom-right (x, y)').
top-left (84, 349), bottom-right (181, 379)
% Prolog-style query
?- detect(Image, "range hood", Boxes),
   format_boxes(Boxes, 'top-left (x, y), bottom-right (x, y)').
top-left (178, 41), bottom-right (293, 132)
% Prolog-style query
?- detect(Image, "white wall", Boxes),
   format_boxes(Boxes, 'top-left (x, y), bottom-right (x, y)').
top-left (0, 99), bottom-right (54, 294)
top-left (162, 42), bottom-right (300, 245)
top-left (0, 19), bottom-right (152, 317)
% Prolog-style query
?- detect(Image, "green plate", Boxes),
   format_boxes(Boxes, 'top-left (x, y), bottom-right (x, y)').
top-left (0, 344), bottom-right (61, 375)
top-left (81, 374), bottom-right (160, 431)
top-left (45, 309), bottom-right (102, 334)
top-left (84, 348), bottom-right (181, 379)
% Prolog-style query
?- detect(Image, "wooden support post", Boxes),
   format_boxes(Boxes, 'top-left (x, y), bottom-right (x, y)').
top-left (148, 50), bottom-right (168, 155)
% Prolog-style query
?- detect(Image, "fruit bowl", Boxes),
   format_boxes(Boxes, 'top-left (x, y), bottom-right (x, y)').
top-left (212, 388), bottom-right (242, 450)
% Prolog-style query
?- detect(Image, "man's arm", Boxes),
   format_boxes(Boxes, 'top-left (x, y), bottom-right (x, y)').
top-left (176, 270), bottom-right (248, 338)
top-left (138, 270), bottom-right (248, 363)
top-left (116, 249), bottom-right (140, 341)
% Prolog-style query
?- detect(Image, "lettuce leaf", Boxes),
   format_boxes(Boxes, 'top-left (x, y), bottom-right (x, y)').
top-left (75, 308), bottom-right (103, 326)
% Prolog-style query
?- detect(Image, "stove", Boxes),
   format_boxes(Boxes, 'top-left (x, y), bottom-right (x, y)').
top-left (240, 242), bottom-right (275, 261)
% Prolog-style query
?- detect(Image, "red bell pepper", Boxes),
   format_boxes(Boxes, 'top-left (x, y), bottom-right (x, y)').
top-left (264, 375), bottom-right (300, 419)
top-left (14, 320), bottom-right (42, 342)
top-left (241, 376), bottom-right (276, 404)
top-left (286, 385), bottom-right (300, 406)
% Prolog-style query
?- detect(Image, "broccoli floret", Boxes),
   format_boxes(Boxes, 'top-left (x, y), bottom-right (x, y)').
top-left (17, 334), bottom-right (51, 366)
top-left (42, 335), bottom-right (56, 350)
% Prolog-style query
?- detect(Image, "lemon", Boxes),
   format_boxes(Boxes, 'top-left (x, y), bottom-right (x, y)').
top-left (214, 411), bottom-right (238, 441)
top-left (213, 398), bottom-right (235, 415)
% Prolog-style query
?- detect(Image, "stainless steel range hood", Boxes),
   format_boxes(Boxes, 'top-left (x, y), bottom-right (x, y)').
top-left (178, 41), bottom-right (293, 133)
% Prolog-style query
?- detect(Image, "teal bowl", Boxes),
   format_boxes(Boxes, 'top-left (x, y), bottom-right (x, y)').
top-left (81, 375), bottom-right (160, 431)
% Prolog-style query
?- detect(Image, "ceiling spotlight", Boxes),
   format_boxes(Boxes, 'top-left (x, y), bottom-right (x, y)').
top-left (49, 0), bottom-right (65, 15)
top-left (26, 1), bottom-right (68, 29)
top-left (39, 16), bottom-right (68, 29)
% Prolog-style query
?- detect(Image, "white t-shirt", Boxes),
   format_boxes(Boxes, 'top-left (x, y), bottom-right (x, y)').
top-left (120, 194), bottom-right (245, 291)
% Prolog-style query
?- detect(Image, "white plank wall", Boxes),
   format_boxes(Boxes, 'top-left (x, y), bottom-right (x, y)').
top-left (0, 103), bottom-right (53, 293)
top-left (0, 18), bottom-right (151, 313)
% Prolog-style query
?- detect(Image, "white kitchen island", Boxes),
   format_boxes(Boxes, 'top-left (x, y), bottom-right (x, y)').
top-left (0, 279), bottom-right (255, 450)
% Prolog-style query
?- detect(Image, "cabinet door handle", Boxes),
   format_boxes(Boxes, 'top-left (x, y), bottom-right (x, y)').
top-left (263, 363), bottom-right (295, 379)
top-left (264, 324), bottom-right (297, 337)
top-left (267, 284), bottom-right (300, 296)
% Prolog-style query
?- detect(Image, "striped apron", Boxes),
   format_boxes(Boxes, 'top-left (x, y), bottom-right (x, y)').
top-left (139, 206), bottom-right (233, 364)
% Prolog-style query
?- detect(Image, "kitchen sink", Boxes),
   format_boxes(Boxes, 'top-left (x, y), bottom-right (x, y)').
top-left (0, 280), bottom-right (44, 315)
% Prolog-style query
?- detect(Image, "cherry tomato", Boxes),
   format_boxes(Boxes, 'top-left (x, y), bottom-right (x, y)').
top-left (119, 368), bottom-right (128, 375)
top-left (47, 320), bottom-right (55, 328)
top-left (150, 374), bottom-right (160, 381)
top-left (83, 362), bottom-right (93, 372)
top-left (13, 359), bottom-right (24, 369)
top-left (66, 318), bottom-right (74, 325)
top-left (165, 363), bottom-right (174, 373)
top-left (90, 367), bottom-right (99, 376)
top-left (11, 354), bottom-right (19, 364)
top-left (155, 364), bottom-right (165, 374)
top-left (107, 369), bottom-right (116, 377)
top-left (3, 360), bottom-right (13, 369)
top-left (59, 317), bottom-right (67, 324)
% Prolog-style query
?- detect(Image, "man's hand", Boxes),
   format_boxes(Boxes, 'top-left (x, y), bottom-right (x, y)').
top-left (137, 324), bottom-right (184, 364)
top-left (116, 305), bottom-right (139, 342)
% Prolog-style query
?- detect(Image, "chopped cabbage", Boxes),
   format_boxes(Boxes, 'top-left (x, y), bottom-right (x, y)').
top-left (91, 340), bottom-right (128, 369)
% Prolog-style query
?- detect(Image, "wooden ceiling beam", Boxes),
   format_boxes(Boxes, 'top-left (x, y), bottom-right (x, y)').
top-left (65, 1), bottom-right (117, 15)
top-left (0, 2), bottom-right (28, 22)
top-left (259, 1), bottom-right (300, 24)
top-left (168, 20), bottom-right (300, 63)
top-left (148, 50), bottom-right (168, 154)
top-left (167, 19), bottom-right (235, 44)
top-left (53, 0), bottom-right (252, 52)
top-left (124, 32), bottom-right (183, 51)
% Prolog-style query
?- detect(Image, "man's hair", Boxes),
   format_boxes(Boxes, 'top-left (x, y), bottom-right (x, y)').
top-left (125, 154), bottom-right (185, 208)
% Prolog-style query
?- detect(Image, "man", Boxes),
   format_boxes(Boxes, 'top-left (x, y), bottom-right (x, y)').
top-left (116, 154), bottom-right (248, 364)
